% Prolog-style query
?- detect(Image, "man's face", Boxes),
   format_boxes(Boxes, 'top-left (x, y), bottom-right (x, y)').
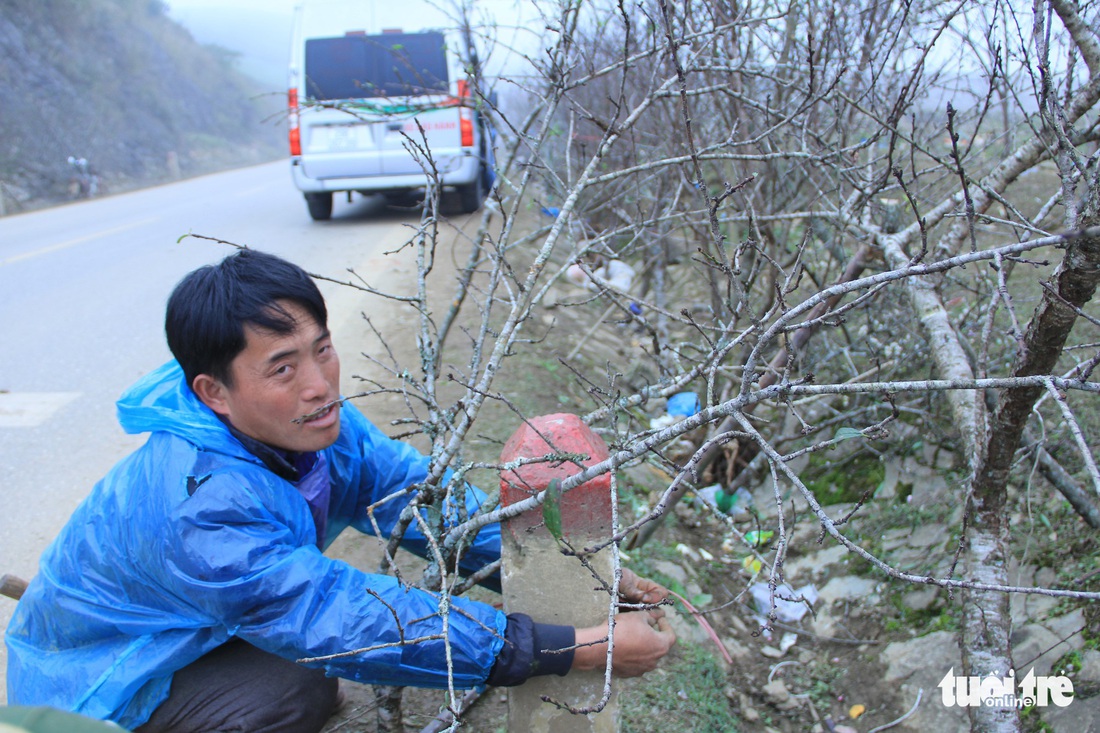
top-left (199, 300), bottom-right (342, 453)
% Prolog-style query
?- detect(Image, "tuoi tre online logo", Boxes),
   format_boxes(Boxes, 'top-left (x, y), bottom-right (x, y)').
top-left (938, 668), bottom-right (1074, 708)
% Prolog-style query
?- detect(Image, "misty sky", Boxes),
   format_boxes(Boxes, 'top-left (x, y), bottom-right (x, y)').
top-left (170, 0), bottom-right (298, 10)
top-left (166, 1), bottom-right (295, 89)
top-left (166, 0), bottom-right (540, 91)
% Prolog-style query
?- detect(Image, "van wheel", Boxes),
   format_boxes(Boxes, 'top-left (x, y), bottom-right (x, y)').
top-left (457, 169), bottom-right (484, 214)
top-left (305, 193), bottom-right (333, 221)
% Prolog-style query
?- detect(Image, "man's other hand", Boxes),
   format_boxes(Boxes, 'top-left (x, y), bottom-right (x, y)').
top-left (618, 568), bottom-right (669, 606)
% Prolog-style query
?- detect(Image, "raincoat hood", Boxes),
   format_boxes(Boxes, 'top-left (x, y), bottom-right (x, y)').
top-left (116, 360), bottom-right (253, 461)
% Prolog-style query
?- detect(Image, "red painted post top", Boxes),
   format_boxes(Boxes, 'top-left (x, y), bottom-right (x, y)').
top-left (499, 413), bottom-right (613, 540)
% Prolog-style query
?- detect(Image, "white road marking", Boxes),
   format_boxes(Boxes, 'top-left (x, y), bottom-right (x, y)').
top-left (0, 392), bottom-right (81, 427)
top-left (0, 217), bottom-right (159, 267)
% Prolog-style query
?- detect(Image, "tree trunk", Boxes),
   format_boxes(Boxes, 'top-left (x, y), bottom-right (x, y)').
top-left (964, 230), bottom-right (1100, 733)
top-left (375, 685), bottom-right (404, 733)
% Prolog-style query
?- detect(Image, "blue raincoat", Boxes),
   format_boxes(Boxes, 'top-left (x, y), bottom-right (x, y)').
top-left (5, 361), bottom-right (506, 730)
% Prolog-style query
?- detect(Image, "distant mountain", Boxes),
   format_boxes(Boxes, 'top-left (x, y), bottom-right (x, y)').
top-left (167, 4), bottom-right (293, 92)
top-left (0, 0), bottom-right (285, 210)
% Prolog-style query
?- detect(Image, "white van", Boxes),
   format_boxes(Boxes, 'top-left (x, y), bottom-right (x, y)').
top-left (287, 0), bottom-right (493, 220)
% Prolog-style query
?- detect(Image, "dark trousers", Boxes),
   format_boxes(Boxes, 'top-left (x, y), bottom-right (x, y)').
top-left (134, 640), bottom-right (339, 733)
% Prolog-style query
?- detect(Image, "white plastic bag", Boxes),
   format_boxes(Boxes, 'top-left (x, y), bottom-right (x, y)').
top-left (749, 582), bottom-right (819, 623)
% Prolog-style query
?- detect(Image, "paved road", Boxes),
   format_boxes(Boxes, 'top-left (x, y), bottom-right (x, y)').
top-left (0, 161), bottom-right (428, 700)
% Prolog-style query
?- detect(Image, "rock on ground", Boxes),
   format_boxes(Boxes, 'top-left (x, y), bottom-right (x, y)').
top-left (1039, 693), bottom-right (1100, 732)
top-left (881, 631), bottom-right (970, 732)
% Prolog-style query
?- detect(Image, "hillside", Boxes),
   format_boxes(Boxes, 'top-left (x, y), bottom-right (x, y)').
top-left (0, 0), bottom-right (285, 211)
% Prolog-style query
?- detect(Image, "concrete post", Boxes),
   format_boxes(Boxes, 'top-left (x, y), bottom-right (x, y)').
top-left (499, 413), bottom-right (619, 733)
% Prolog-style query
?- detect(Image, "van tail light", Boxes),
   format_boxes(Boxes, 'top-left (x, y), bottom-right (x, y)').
top-left (460, 114), bottom-right (474, 147)
top-left (289, 127), bottom-right (301, 157)
top-left (457, 79), bottom-right (474, 147)
top-left (288, 88), bottom-right (302, 156)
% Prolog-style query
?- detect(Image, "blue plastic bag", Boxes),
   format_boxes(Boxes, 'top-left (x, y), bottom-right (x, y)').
top-left (667, 392), bottom-right (700, 417)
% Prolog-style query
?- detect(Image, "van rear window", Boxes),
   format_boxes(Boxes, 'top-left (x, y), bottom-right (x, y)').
top-left (304, 32), bottom-right (449, 100)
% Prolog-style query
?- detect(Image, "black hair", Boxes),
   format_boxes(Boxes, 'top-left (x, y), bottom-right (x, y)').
top-left (165, 250), bottom-right (328, 390)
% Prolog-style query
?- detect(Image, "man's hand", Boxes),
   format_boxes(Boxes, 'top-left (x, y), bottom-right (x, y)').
top-left (618, 568), bottom-right (669, 606)
top-left (572, 609), bottom-right (676, 677)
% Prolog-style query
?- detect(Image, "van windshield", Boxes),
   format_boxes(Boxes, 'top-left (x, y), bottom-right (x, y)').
top-left (304, 32), bottom-right (449, 101)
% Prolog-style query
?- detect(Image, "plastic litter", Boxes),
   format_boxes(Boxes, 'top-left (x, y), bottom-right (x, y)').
top-left (649, 414), bottom-right (679, 431)
top-left (565, 263), bottom-right (589, 286)
top-left (666, 392), bottom-right (700, 417)
top-left (649, 392), bottom-right (701, 432)
top-left (675, 543), bottom-right (701, 562)
top-left (749, 582), bottom-right (819, 623)
top-left (599, 259), bottom-right (635, 292)
top-left (696, 484), bottom-right (722, 506)
top-left (744, 530), bottom-right (774, 547)
top-left (717, 487), bottom-right (752, 516)
top-left (761, 645), bottom-right (785, 659)
top-left (696, 485), bottom-right (754, 519)
top-left (564, 259), bottom-right (635, 292)
top-left (741, 555), bottom-right (762, 574)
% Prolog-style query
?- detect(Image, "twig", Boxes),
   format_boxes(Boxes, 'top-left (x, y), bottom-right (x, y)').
top-left (1043, 379), bottom-right (1100, 498)
top-left (1073, 567), bottom-right (1100, 586)
top-left (418, 688), bottom-right (482, 733)
top-left (450, 559), bottom-right (502, 596)
top-left (757, 613), bottom-right (881, 646)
